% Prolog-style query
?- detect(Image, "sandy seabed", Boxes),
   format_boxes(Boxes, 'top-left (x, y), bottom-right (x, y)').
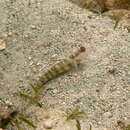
top-left (0, 0), bottom-right (130, 130)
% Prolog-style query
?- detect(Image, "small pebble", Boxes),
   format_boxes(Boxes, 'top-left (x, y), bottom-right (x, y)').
top-left (8, 32), bottom-right (13, 36)
top-left (24, 34), bottom-right (29, 38)
top-left (28, 56), bottom-right (32, 60)
top-left (31, 25), bottom-right (36, 29)
top-left (103, 112), bottom-right (113, 118)
top-left (52, 89), bottom-right (58, 94)
top-left (5, 100), bottom-right (13, 106)
top-left (43, 119), bottom-right (57, 129)
top-left (0, 39), bottom-right (6, 50)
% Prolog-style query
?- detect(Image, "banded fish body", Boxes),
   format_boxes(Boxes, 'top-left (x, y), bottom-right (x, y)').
top-left (36, 46), bottom-right (86, 88)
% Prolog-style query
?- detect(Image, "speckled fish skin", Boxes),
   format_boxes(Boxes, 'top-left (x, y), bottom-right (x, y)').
top-left (36, 46), bottom-right (86, 88)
